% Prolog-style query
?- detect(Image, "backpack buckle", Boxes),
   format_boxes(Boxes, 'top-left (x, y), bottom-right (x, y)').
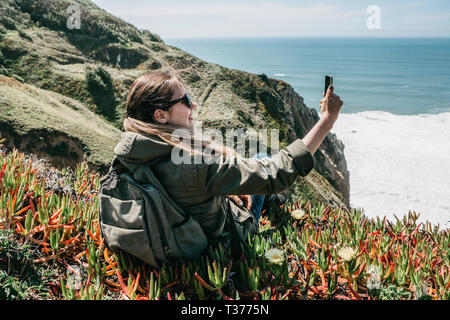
top-left (105, 173), bottom-right (118, 190)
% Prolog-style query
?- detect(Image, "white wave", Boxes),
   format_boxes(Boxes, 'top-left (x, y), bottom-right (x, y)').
top-left (273, 73), bottom-right (286, 77)
top-left (330, 111), bottom-right (450, 228)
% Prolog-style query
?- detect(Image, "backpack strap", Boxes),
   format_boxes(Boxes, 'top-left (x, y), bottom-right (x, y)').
top-left (109, 156), bottom-right (189, 219)
top-left (223, 198), bottom-right (244, 261)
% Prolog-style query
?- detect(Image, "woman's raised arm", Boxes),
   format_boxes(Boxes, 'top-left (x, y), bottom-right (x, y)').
top-left (195, 138), bottom-right (315, 196)
top-left (302, 85), bottom-right (343, 155)
top-left (196, 85), bottom-right (343, 196)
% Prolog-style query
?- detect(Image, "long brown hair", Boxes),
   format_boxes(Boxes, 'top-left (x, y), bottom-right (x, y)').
top-left (123, 70), bottom-right (236, 159)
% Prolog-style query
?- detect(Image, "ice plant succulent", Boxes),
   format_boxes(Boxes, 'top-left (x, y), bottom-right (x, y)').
top-left (0, 141), bottom-right (449, 300)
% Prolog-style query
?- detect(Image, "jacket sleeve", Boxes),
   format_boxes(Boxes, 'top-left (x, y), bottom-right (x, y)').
top-left (196, 139), bottom-right (315, 196)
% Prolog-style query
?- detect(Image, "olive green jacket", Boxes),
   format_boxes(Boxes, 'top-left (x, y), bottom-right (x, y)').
top-left (112, 131), bottom-right (315, 242)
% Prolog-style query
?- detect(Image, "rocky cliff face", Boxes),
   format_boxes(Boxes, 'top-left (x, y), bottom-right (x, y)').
top-left (270, 80), bottom-right (350, 205)
top-left (0, 0), bottom-right (350, 209)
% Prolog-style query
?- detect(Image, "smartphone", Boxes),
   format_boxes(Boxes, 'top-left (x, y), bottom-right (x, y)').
top-left (324, 75), bottom-right (334, 95)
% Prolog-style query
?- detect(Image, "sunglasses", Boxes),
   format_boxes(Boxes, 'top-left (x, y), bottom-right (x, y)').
top-left (125, 93), bottom-right (194, 120)
top-left (164, 93), bottom-right (194, 109)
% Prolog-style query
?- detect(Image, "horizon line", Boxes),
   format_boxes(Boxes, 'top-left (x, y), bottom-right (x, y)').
top-left (164, 35), bottom-right (450, 40)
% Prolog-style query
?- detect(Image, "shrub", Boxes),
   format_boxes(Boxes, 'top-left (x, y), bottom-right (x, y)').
top-left (0, 66), bottom-right (10, 76)
top-left (85, 65), bottom-right (117, 120)
top-left (0, 15), bottom-right (16, 30)
top-left (141, 29), bottom-right (164, 43)
top-left (16, 0), bottom-right (144, 47)
top-left (18, 29), bottom-right (33, 41)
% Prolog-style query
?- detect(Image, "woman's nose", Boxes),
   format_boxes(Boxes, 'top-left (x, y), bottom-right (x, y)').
top-left (192, 101), bottom-right (198, 110)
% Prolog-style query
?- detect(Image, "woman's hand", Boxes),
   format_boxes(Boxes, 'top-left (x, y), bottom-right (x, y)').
top-left (302, 85), bottom-right (344, 155)
top-left (319, 85), bottom-right (343, 126)
top-left (228, 195), bottom-right (252, 211)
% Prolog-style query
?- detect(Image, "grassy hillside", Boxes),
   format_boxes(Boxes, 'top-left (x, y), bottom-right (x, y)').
top-left (0, 0), bottom-right (350, 209)
top-left (0, 75), bottom-right (121, 173)
top-left (0, 142), bottom-right (448, 300)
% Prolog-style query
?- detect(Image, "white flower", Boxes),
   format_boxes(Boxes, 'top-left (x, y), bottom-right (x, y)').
top-left (265, 248), bottom-right (285, 265)
top-left (290, 209), bottom-right (306, 220)
top-left (366, 265), bottom-right (382, 290)
top-left (338, 246), bottom-right (357, 262)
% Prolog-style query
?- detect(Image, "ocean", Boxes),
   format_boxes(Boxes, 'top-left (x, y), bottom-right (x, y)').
top-left (166, 38), bottom-right (450, 227)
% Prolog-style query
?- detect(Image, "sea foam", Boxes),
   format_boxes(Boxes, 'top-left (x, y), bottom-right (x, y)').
top-left (330, 111), bottom-right (450, 228)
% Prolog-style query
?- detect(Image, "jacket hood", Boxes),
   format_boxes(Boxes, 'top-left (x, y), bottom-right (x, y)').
top-left (113, 131), bottom-right (173, 172)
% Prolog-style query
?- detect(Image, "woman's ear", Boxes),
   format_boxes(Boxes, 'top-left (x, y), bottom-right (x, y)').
top-left (153, 109), bottom-right (168, 124)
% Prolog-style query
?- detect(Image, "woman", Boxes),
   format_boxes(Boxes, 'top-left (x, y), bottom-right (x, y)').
top-left (113, 70), bottom-right (343, 247)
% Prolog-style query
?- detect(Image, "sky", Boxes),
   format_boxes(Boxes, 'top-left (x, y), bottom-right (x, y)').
top-left (91, 0), bottom-right (450, 39)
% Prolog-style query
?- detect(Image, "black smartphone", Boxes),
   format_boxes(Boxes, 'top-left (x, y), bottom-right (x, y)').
top-left (324, 75), bottom-right (333, 95)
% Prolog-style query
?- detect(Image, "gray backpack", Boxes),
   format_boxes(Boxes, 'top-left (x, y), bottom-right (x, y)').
top-left (98, 158), bottom-right (209, 268)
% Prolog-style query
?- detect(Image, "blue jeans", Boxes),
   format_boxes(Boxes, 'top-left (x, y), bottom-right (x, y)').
top-left (249, 152), bottom-right (270, 222)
